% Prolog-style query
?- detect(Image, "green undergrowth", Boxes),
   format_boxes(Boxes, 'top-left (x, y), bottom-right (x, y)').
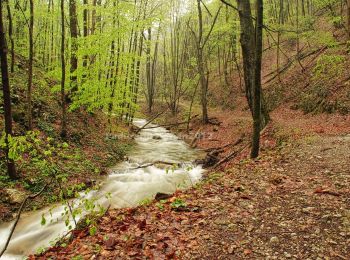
top-left (0, 55), bottom-right (134, 223)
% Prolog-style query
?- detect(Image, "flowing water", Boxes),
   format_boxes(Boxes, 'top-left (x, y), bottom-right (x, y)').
top-left (0, 119), bottom-right (204, 259)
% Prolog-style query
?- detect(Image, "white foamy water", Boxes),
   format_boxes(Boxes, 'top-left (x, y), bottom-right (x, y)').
top-left (0, 119), bottom-right (204, 259)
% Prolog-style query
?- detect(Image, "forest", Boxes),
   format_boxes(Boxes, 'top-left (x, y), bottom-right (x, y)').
top-left (0, 0), bottom-right (349, 259)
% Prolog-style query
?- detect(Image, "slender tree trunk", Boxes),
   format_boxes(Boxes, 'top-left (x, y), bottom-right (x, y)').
top-left (27, 0), bottom-right (34, 130)
top-left (60, 0), bottom-right (67, 138)
top-left (146, 27), bottom-right (153, 113)
top-left (347, 0), bottom-right (350, 39)
top-left (83, 0), bottom-right (89, 72)
top-left (251, 0), bottom-right (263, 159)
top-left (237, 0), bottom-right (255, 113)
top-left (131, 33), bottom-right (144, 122)
top-left (0, 1), bottom-right (17, 179)
top-left (236, 0), bottom-right (269, 159)
top-left (49, 0), bottom-right (54, 67)
top-left (197, 0), bottom-right (209, 124)
top-left (277, 0), bottom-right (283, 82)
top-left (301, 0), bottom-right (306, 16)
top-left (69, 0), bottom-right (78, 96)
top-left (151, 28), bottom-right (160, 111)
top-left (91, 0), bottom-right (97, 35)
top-left (6, 0), bottom-right (14, 73)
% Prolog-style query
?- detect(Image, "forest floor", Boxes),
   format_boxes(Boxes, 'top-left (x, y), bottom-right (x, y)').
top-left (35, 105), bottom-right (350, 259)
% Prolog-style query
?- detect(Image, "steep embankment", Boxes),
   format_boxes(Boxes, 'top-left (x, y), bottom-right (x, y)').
top-left (0, 54), bottom-right (134, 223)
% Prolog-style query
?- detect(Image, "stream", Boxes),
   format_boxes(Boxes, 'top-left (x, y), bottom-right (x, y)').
top-left (0, 119), bottom-right (205, 259)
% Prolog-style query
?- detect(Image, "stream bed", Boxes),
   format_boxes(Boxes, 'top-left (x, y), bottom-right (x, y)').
top-left (0, 119), bottom-right (204, 259)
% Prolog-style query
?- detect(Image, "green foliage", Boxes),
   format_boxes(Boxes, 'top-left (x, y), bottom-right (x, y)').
top-left (139, 198), bottom-right (152, 206)
top-left (37, 120), bottom-right (56, 137)
top-left (41, 214), bottom-right (47, 226)
top-left (302, 31), bottom-right (338, 48)
top-left (89, 226), bottom-right (97, 236)
top-left (313, 54), bottom-right (345, 80)
top-left (156, 201), bottom-right (165, 211)
top-left (295, 54), bottom-right (347, 114)
top-left (170, 198), bottom-right (186, 209)
top-left (330, 16), bottom-right (342, 28)
top-left (313, 0), bottom-right (341, 10)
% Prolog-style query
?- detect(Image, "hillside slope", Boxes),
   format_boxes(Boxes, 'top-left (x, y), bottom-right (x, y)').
top-left (0, 54), bottom-right (133, 222)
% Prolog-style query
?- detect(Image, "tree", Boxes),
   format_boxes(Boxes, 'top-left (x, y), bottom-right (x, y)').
top-left (347, 0), bottom-right (350, 39)
top-left (196, 0), bottom-right (209, 123)
top-left (190, 1), bottom-right (222, 123)
top-left (60, 0), bottom-right (67, 138)
top-left (69, 0), bottom-right (78, 96)
top-left (221, 0), bottom-right (269, 158)
top-left (27, 0), bottom-right (34, 130)
top-left (251, 0), bottom-right (263, 158)
top-left (145, 26), bottom-right (160, 113)
top-left (0, 0), bottom-right (17, 179)
top-left (162, 2), bottom-right (190, 116)
top-left (5, 0), bottom-right (15, 73)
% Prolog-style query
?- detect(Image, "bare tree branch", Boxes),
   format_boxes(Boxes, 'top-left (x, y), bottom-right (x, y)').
top-left (203, 5), bottom-right (223, 47)
top-left (200, 0), bottom-right (212, 16)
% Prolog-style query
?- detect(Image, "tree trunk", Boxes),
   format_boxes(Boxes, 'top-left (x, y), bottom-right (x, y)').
top-left (27, 0), bottom-right (34, 130)
top-left (60, 0), bottom-right (67, 138)
top-left (347, 0), bottom-right (350, 39)
top-left (6, 0), bottom-right (14, 73)
top-left (83, 0), bottom-right (89, 71)
top-left (0, 1), bottom-right (17, 179)
top-left (69, 0), bottom-right (78, 96)
top-left (197, 0), bottom-right (209, 124)
top-left (237, 0), bottom-right (255, 113)
top-left (146, 27), bottom-right (153, 113)
top-left (236, 0), bottom-right (269, 159)
top-left (251, 0), bottom-right (263, 159)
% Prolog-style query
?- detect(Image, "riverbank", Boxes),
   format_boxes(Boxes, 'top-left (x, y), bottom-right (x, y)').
top-left (0, 54), bottom-right (136, 224)
top-left (0, 111), bottom-right (134, 223)
top-left (1, 117), bottom-right (204, 258)
top-left (34, 105), bottom-right (350, 259)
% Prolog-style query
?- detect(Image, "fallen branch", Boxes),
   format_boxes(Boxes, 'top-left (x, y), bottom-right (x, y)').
top-left (314, 188), bottom-right (341, 197)
top-left (143, 121), bottom-right (188, 130)
top-left (143, 115), bottom-right (199, 130)
top-left (135, 110), bottom-right (167, 134)
top-left (214, 143), bottom-right (249, 169)
top-left (196, 137), bottom-right (245, 168)
top-left (130, 161), bottom-right (179, 170)
top-left (263, 46), bottom-right (327, 85)
top-left (190, 128), bottom-right (202, 148)
top-left (205, 135), bottom-right (244, 153)
top-left (0, 183), bottom-right (49, 257)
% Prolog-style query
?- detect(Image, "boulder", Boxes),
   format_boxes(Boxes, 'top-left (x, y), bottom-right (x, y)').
top-left (5, 188), bottom-right (27, 204)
